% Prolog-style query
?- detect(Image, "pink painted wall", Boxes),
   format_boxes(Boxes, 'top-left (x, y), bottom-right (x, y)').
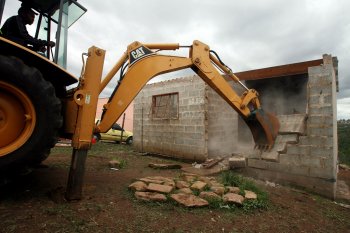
top-left (96, 98), bottom-right (134, 132)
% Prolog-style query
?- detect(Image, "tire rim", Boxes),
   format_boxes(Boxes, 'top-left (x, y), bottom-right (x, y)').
top-left (0, 81), bottom-right (36, 157)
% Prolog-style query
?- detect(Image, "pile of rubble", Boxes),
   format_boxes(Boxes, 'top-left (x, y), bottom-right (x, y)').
top-left (128, 173), bottom-right (257, 207)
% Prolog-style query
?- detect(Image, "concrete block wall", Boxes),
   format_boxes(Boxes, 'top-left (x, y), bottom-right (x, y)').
top-left (245, 55), bottom-right (338, 199)
top-left (133, 76), bottom-right (242, 161)
top-left (207, 84), bottom-right (239, 158)
top-left (133, 76), bottom-right (208, 161)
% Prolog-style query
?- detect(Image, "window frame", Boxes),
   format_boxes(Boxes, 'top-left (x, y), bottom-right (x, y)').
top-left (151, 92), bottom-right (179, 120)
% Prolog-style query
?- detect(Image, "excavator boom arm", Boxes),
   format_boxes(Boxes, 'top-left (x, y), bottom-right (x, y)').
top-left (93, 40), bottom-right (279, 148)
top-left (64, 40), bottom-right (280, 200)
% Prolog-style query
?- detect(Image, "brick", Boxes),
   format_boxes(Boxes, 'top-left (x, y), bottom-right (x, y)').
top-left (261, 151), bottom-right (279, 162)
top-left (299, 136), bottom-right (333, 146)
top-left (286, 145), bottom-right (311, 156)
top-left (288, 165), bottom-right (310, 177)
top-left (185, 126), bottom-right (196, 132)
top-left (307, 115), bottom-right (333, 126)
top-left (309, 146), bottom-right (333, 158)
top-left (247, 159), bottom-right (288, 173)
top-left (308, 106), bottom-right (333, 115)
top-left (229, 157), bottom-right (247, 168)
top-left (309, 94), bottom-right (332, 106)
top-left (308, 86), bottom-right (332, 96)
top-left (307, 127), bottom-right (334, 137)
top-left (279, 154), bottom-right (300, 165)
top-left (300, 156), bottom-right (323, 168)
top-left (247, 159), bottom-right (269, 170)
top-left (272, 134), bottom-right (298, 153)
top-left (278, 114), bottom-right (306, 134)
top-left (309, 167), bottom-right (335, 180)
top-left (267, 162), bottom-right (292, 173)
top-left (308, 67), bottom-right (333, 83)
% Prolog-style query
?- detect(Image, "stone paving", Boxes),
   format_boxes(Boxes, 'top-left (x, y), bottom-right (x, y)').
top-left (129, 173), bottom-right (257, 207)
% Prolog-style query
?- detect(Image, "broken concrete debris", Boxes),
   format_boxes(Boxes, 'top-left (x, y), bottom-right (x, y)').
top-left (201, 158), bottom-right (224, 169)
top-left (228, 157), bottom-right (247, 169)
top-left (129, 174), bottom-right (257, 208)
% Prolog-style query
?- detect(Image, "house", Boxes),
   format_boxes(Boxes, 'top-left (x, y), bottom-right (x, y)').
top-left (133, 55), bottom-right (339, 198)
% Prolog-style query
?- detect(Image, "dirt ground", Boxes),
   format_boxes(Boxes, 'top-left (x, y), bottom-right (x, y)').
top-left (0, 142), bottom-right (349, 233)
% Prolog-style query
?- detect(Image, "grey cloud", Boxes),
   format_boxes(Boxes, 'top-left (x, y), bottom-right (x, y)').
top-left (2, 0), bottom-right (349, 118)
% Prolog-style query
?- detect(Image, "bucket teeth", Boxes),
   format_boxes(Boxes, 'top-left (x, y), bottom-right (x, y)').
top-left (247, 109), bottom-right (280, 150)
top-left (255, 144), bottom-right (272, 152)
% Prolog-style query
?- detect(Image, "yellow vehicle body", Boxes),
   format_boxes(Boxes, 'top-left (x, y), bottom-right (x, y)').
top-left (94, 120), bottom-right (133, 144)
top-left (100, 126), bottom-right (133, 144)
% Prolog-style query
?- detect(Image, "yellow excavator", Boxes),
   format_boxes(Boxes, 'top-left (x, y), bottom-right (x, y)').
top-left (0, 0), bottom-right (279, 200)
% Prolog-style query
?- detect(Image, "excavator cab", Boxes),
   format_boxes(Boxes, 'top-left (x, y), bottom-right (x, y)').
top-left (0, 0), bottom-right (86, 68)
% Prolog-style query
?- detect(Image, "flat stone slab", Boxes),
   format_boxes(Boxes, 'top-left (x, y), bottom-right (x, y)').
top-left (210, 186), bottom-right (225, 195)
top-left (170, 193), bottom-right (209, 207)
top-left (147, 183), bottom-right (174, 193)
top-left (244, 190), bottom-right (257, 200)
top-left (176, 180), bottom-right (190, 189)
top-left (139, 178), bottom-right (163, 184)
top-left (223, 193), bottom-right (244, 205)
top-left (199, 191), bottom-right (221, 200)
top-left (139, 176), bottom-right (174, 184)
top-left (135, 191), bottom-right (167, 202)
top-left (129, 181), bottom-right (147, 192)
top-left (177, 188), bottom-right (193, 194)
top-left (148, 163), bottom-right (182, 169)
top-left (191, 181), bottom-right (207, 191)
top-left (226, 186), bottom-right (240, 194)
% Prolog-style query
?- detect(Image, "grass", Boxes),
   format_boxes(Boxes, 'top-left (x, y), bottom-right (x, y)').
top-left (219, 171), bottom-right (269, 211)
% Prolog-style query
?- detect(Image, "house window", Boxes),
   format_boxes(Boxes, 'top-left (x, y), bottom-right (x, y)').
top-left (152, 93), bottom-right (179, 119)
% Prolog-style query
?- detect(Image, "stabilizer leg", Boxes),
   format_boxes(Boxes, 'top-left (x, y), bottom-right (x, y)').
top-left (65, 149), bottom-right (88, 200)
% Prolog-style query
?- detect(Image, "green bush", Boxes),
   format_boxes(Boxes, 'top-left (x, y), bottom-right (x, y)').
top-left (219, 171), bottom-right (269, 211)
top-left (338, 121), bottom-right (350, 166)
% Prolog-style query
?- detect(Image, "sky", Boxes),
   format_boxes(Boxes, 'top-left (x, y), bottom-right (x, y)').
top-left (2, 0), bottom-right (350, 119)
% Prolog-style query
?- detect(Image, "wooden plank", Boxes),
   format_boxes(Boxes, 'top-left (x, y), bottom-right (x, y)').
top-left (226, 59), bottom-right (323, 81)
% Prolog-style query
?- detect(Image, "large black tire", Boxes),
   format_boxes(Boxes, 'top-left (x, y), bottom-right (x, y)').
top-left (0, 55), bottom-right (62, 171)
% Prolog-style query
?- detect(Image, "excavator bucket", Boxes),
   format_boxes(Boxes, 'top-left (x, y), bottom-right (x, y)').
top-left (244, 109), bottom-right (280, 150)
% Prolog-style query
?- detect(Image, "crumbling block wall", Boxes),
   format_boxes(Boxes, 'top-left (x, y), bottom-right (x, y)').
top-left (133, 76), bottom-right (208, 161)
top-left (244, 55), bottom-right (338, 199)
